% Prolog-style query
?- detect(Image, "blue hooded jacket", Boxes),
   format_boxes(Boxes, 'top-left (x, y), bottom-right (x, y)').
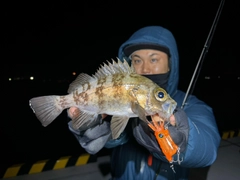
top-left (68, 25), bottom-right (221, 180)
top-left (106, 26), bottom-right (221, 168)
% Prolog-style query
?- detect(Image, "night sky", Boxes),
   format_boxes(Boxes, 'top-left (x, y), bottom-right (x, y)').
top-left (1, 0), bottom-right (240, 171)
top-left (3, 0), bottom-right (239, 75)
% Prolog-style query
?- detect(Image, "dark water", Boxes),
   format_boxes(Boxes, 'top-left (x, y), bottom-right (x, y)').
top-left (1, 77), bottom-right (239, 172)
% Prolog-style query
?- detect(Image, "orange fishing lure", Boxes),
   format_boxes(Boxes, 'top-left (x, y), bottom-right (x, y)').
top-left (148, 115), bottom-right (178, 162)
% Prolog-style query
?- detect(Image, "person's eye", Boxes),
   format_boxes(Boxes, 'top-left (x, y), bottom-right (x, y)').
top-left (132, 59), bottom-right (141, 64)
top-left (151, 59), bottom-right (158, 63)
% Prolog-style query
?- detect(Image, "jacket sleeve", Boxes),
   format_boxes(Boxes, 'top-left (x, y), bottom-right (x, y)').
top-left (179, 97), bottom-right (221, 167)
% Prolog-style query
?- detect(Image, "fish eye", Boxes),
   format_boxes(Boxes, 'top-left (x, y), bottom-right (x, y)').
top-left (158, 92), bottom-right (164, 98)
top-left (154, 88), bottom-right (167, 101)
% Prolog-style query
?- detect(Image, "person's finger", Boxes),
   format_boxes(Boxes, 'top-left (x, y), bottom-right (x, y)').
top-left (169, 114), bottom-right (176, 126)
top-left (68, 107), bottom-right (78, 118)
top-left (101, 114), bottom-right (108, 119)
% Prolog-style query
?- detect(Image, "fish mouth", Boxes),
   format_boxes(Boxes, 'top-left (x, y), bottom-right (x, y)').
top-left (161, 101), bottom-right (177, 118)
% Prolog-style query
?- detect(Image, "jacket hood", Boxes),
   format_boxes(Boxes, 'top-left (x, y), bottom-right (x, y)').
top-left (118, 26), bottom-right (179, 96)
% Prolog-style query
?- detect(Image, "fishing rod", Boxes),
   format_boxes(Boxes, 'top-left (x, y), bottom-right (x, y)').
top-left (181, 0), bottom-right (225, 109)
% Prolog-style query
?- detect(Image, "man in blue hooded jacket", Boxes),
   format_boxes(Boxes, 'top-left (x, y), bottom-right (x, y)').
top-left (68, 26), bottom-right (221, 180)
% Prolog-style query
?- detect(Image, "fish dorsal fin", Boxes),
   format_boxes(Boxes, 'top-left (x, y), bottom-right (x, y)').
top-left (68, 73), bottom-right (95, 93)
top-left (110, 115), bottom-right (130, 139)
top-left (93, 58), bottom-right (132, 79)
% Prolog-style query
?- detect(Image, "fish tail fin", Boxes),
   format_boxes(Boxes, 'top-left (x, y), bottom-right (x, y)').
top-left (29, 95), bottom-right (64, 127)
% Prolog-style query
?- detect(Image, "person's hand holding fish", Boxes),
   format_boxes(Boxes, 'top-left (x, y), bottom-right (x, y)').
top-left (132, 106), bottom-right (189, 163)
top-left (68, 105), bottom-right (180, 163)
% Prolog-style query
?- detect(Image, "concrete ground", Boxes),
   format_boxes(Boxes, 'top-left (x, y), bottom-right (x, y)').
top-left (1, 136), bottom-right (239, 180)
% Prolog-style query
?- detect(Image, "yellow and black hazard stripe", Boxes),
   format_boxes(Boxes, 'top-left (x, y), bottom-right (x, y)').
top-left (221, 129), bottom-right (240, 140)
top-left (1, 153), bottom-right (97, 179)
top-left (1, 130), bottom-right (239, 179)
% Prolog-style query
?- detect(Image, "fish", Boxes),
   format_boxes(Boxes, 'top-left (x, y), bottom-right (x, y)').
top-left (29, 58), bottom-right (177, 139)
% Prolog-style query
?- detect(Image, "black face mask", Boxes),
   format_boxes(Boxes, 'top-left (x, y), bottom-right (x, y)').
top-left (142, 71), bottom-right (170, 90)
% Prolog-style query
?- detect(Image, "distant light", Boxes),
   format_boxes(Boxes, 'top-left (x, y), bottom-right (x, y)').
top-left (72, 72), bottom-right (76, 76)
top-left (218, 76), bottom-right (220, 78)
top-left (238, 77), bottom-right (240, 80)
top-left (30, 76), bottom-right (34, 80)
top-left (205, 76), bottom-right (210, 79)
top-left (9, 78), bottom-right (12, 81)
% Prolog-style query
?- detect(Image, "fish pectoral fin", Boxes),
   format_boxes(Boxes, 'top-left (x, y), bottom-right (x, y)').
top-left (110, 116), bottom-right (129, 139)
top-left (71, 109), bottom-right (98, 130)
top-left (131, 102), bottom-right (150, 124)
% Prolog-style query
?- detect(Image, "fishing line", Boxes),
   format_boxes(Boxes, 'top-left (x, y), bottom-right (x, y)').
top-left (181, 0), bottom-right (225, 109)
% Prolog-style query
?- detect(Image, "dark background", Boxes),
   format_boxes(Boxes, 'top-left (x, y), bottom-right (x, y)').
top-left (2, 0), bottom-right (240, 171)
